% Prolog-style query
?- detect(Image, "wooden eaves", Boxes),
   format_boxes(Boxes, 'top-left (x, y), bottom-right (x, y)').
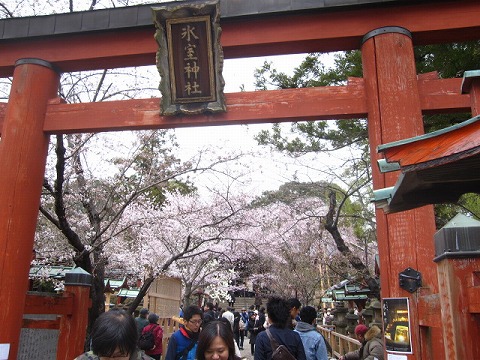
top-left (373, 113), bottom-right (480, 214)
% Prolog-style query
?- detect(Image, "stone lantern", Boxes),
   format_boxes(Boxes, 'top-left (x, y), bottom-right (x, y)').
top-left (332, 301), bottom-right (348, 335)
top-left (369, 298), bottom-right (383, 329)
top-left (345, 308), bottom-right (359, 336)
top-left (360, 302), bottom-right (374, 328)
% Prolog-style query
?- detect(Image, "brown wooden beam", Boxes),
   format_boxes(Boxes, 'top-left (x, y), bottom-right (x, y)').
top-left (24, 292), bottom-right (74, 315)
top-left (39, 77), bottom-right (468, 134)
top-left (43, 80), bottom-right (368, 134)
top-left (0, 77), bottom-right (470, 135)
top-left (22, 318), bottom-right (61, 330)
top-left (418, 77), bottom-right (471, 114)
top-left (0, 1), bottom-right (479, 76)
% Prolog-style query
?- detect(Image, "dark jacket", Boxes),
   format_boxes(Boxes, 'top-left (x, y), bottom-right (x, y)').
top-left (203, 310), bottom-right (216, 326)
top-left (248, 317), bottom-right (263, 345)
top-left (254, 325), bottom-right (307, 360)
top-left (344, 325), bottom-right (384, 360)
top-left (233, 312), bottom-right (241, 333)
top-left (135, 316), bottom-right (149, 337)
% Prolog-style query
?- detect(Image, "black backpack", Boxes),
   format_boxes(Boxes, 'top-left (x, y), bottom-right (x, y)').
top-left (138, 325), bottom-right (156, 350)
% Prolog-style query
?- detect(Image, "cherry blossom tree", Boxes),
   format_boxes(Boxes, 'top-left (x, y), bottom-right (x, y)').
top-left (102, 188), bottom-right (254, 310)
top-left (234, 182), bottom-right (378, 304)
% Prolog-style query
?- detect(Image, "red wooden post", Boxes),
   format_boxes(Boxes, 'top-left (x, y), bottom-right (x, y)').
top-left (0, 58), bottom-right (59, 359)
top-left (434, 215), bottom-right (480, 360)
top-left (57, 268), bottom-right (92, 360)
top-left (361, 28), bottom-right (444, 360)
top-left (462, 70), bottom-right (480, 116)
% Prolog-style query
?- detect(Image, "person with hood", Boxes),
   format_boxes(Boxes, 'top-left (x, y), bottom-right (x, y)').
top-left (165, 305), bottom-right (203, 360)
top-left (294, 306), bottom-right (328, 360)
top-left (339, 324), bottom-right (384, 360)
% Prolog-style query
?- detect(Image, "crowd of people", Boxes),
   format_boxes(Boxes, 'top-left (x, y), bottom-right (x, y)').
top-left (74, 297), bottom-right (384, 360)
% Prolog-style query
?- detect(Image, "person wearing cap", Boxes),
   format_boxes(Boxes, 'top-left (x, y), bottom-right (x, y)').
top-left (136, 308), bottom-right (150, 337)
top-left (142, 313), bottom-right (164, 360)
top-left (247, 311), bottom-right (261, 356)
top-left (339, 324), bottom-right (384, 360)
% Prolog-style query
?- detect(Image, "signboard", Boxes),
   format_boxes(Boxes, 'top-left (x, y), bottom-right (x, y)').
top-left (146, 276), bottom-right (182, 319)
top-left (153, 0), bottom-right (226, 115)
top-left (382, 297), bottom-right (413, 354)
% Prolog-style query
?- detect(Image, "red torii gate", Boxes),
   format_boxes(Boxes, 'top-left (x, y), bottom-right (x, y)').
top-left (0, 0), bottom-right (479, 359)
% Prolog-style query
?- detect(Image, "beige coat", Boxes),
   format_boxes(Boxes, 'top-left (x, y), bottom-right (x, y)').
top-left (344, 325), bottom-right (384, 360)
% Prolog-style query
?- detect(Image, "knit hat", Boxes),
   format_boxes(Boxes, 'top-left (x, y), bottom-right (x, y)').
top-left (148, 313), bottom-right (159, 324)
top-left (355, 324), bottom-right (369, 336)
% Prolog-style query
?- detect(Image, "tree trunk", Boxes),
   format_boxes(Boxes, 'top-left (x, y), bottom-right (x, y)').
top-left (324, 190), bottom-right (379, 297)
top-left (127, 276), bottom-right (155, 314)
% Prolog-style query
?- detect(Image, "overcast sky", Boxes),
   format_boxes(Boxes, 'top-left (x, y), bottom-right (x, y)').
top-left (173, 53), bottom-right (344, 196)
top-left (174, 54), bottom-right (307, 195)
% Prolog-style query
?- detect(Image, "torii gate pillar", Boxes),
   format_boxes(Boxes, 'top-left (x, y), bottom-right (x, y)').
top-left (0, 59), bottom-right (59, 359)
top-left (362, 28), bottom-right (444, 360)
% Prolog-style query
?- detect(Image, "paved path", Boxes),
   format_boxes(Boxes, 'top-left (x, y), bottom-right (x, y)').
top-left (239, 345), bottom-right (253, 360)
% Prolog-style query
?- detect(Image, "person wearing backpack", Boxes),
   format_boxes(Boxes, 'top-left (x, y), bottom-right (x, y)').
top-left (294, 306), bottom-right (328, 360)
top-left (254, 296), bottom-right (306, 360)
top-left (140, 313), bottom-right (163, 360)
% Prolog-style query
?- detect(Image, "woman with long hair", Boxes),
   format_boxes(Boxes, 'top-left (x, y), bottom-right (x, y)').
top-left (197, 320), bottom-right (242, 360)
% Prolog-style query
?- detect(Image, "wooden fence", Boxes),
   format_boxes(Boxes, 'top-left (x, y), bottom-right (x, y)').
top-left (159, 317), bottom-right (182, 353)
top-left (318, 325), bottom-right (361, 359)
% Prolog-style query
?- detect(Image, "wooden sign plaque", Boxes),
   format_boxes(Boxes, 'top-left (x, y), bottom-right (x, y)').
top-left (153, 0), bottom-right (226, 115)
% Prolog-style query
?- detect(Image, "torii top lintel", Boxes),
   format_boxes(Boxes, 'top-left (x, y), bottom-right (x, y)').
top-left (0, 0), bottom-right (478, 77)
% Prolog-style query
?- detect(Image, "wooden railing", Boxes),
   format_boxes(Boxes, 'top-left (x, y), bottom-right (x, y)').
top-left (159, 317), bottom-right (182, 352)
top-left (317, 325), bottom-right (361, 359)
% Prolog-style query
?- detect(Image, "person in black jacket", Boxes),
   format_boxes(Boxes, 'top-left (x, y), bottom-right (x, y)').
top-left (203, 302), bottom-right (216, 327)
top-left (248, 311), bottom-right (262, 356)
top-left (233, 311), bottom-right (241, 349)
top-left (254, 296), bottom-right (306, 360)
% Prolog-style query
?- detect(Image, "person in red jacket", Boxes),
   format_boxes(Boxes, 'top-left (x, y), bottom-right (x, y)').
top-left (142, 313), bottom-right (164, 360)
